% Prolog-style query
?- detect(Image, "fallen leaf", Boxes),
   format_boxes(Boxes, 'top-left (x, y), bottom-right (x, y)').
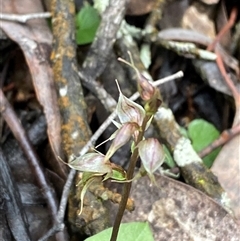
top-left (120, 175), bottom-right (240, 240)
top-left (211, 106), bottom-right (240, 222)
top-left (181, 1), bottom-right (216, 39)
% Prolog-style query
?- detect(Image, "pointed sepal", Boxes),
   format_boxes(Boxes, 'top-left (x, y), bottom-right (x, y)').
top-left (105, 122), bottom-right (139, 160)
top-left (68, 152), bottom-right (111, 174)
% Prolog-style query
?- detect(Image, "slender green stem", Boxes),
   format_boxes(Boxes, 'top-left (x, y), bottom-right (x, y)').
top-left (110, 118), bottom-right (149, 241)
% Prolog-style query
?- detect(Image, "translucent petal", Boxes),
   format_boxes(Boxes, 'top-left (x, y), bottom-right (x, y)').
top-left (138, 138), bottom-right (165, 174)
top-left (116, 81), bottom-right (145, 125)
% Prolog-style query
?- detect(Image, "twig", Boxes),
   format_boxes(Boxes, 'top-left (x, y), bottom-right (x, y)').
top-left (38, 169), bottom-right (76, 241)
top-left (0, 12), bottom-right (51, 23)
top-left (215, 50), bottom-right (240, 106)
top-left (0, 88), bottom-right (65, 241)
top-left (51, 0), bottom-right (92, 160)
top-left (156, 28), bottom-right (239, 76)
top-left (198, 124), bottom-right (240, 158)
top-left (79, 72), bottom-right (117, 113)
top-left (207, 7), bottom-right (238, 52)
top-left (79, 0), bottom-right (126, 113)
top-left (130, 70), bottom-right (184, 101)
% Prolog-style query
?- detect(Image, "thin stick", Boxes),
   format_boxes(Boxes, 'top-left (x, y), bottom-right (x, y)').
top-left (215, 51), bottom-right (240, 106)
top-left (198, 124), bottom-right (240, 158)
top-left (38, 169), bottom-right (76, 241)
top-left (0, 12), bottom-right (51, 23)
top-left (207, 7), bottom-right (238, 52)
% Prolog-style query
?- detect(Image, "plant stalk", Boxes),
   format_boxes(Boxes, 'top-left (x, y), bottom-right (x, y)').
top-left (110, 118), bottom-right (149, 241)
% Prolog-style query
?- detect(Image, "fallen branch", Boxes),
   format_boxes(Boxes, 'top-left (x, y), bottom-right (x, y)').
top-left (0, 12), bottom-right (51, 23)
top-left (198, 124), bottom-right (240, 158)
top-left (79, 0), bottom-right (127, 113)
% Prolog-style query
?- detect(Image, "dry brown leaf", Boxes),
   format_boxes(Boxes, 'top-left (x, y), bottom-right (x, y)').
top-left (211, 107), bottom-right (240, 222)
top-left (0, 0), bottom-right (67, 179)
top-left (181, 1), bottom-right (216, 39)
top-left (121, 175), bottom-right (240, 240)
top-left (211, 134), bottom-right (240, 222)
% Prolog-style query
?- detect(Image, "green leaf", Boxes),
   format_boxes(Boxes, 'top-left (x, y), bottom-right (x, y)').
top-left (163, 144), bottom-right (175, 168)
top-left (111, 169), bottom-right (126, 181)
top-left (75, 4), bottom-right (100, 45)
top-left (85, 222), bottom-right (154, 241)
top-left (188, 119), bottom-right (221, 168)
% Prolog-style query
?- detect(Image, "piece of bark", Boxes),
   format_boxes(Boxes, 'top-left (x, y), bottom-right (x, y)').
top-left (154, 107), bottom-right (230, 209)
top-left (51, 0), bottom-right (91, 160)
top-left (51, 0), bottom-right (112, 237)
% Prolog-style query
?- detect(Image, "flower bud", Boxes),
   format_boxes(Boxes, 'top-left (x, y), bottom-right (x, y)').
top-left (144, 89), bottom-right (162, 115)
top-left (138, 138), bottom-right (164, 174)
top-left (138, 74), bottom-right (155, 101)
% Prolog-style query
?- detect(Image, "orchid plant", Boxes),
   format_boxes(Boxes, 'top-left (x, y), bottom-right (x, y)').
top-left (67, 54), bottom-right (165, 238)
